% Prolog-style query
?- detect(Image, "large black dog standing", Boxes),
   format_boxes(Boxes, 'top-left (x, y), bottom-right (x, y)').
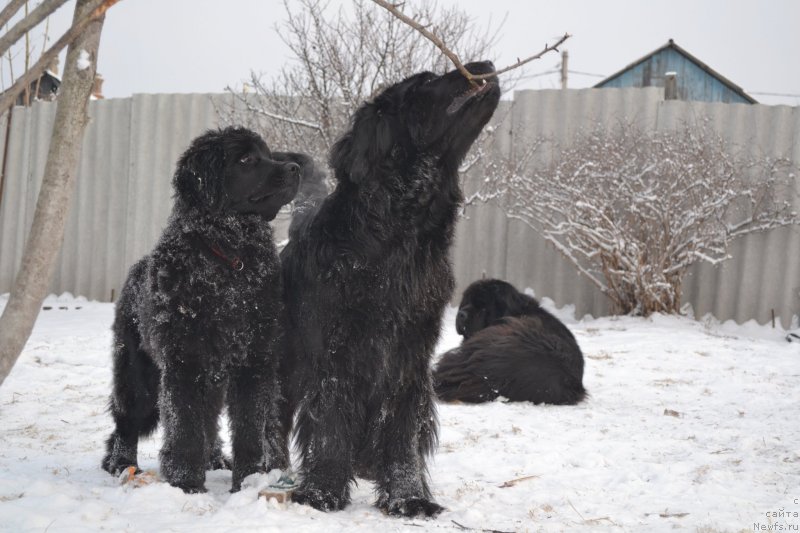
top-left (434, 279), bottom-right (587, 405)
top-left (101, 127), bottom-right (304, 493)
top-left (280, 62), bottom-right (501, 516)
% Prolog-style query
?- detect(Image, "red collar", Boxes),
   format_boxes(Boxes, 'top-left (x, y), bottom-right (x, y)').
top-left (191, 233), bottom-right (244, 271)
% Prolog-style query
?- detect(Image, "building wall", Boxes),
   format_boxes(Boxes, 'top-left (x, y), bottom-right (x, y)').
top-left (597, 48), bottom-right (753, 104)
top-left (1, 89), bottom-right (798, 326)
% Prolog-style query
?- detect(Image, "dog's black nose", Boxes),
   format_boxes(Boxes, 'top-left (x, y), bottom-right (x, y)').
top-left (285, 162), bottom-right (301, 176)
top-left (455, 309), bottom-right (468, 335)
top-left (464, 61), bottom-right (495, 77)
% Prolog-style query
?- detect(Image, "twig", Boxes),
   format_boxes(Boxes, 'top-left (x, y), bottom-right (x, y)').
top-left (370, 0), bottom-right (570, 84)
top-left (567, 499), bottom-right (586, 522)
top-left (472, 33), bottom-right (571, 81)
top-left (224, 87), bottom-right (323, 131)
top-left (370, 0), bottom-right (476, 84)
top-left (451, 520), bottom-right (514, 533)
top-left (497, 474), bottom-right (539, 488)
top-left (644, 511), bottom-right (690, 518)
top-left (567, 499), bottom-right (616, 526)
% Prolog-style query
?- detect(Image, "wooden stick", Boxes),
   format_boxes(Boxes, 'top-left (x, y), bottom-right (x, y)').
top-left (370, 0), bottom-right (570, 84)
top-left (370, 0), bottom-right (477, 83)
top-left (471, 33), bottom-right (572, 80)
top-left (497, 474), bottom-right (539, 488)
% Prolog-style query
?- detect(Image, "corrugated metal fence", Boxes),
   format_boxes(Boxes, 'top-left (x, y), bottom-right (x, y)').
top-left (1, 89), bottom-right (798, 326)
top-left (454, 88), bottom-right (800, 328)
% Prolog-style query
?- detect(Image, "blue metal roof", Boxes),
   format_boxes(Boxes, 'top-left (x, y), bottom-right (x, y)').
top-left (595, 39), bottom-right (756, 104)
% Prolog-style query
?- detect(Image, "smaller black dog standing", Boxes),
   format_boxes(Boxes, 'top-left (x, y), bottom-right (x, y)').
top-left (101, 127), bottom-right (304, 493)
top-left (434, 279), bottom-right (587, 405)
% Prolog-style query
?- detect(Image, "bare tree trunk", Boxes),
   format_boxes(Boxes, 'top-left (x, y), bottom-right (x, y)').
top-left (0, 0), bottom-right (106, 387)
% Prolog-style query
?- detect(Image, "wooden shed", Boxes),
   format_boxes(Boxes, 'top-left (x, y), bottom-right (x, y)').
top-left (594, 39), bottom-right (756, 104)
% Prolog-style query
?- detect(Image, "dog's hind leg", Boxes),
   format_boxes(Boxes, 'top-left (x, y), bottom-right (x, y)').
top-left (101, 308), bottom-right (160, 476)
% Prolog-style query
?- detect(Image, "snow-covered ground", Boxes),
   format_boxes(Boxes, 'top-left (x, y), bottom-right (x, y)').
top-left (0, 293), bottom-right (798, 532)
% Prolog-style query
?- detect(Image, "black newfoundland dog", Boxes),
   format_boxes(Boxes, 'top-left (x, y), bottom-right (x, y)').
top-left (101, 127), bottom-right (304, 493)
top-left (280, 62), bottom-right (500, 516)
top-left (434, 279), bottom-right (587, 405)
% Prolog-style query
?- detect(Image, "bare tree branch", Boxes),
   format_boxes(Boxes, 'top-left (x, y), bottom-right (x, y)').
top-left (370, 0), bottom-right (569, 84)
top-left (470, 33), bottom-right (571, 80)
top-left (0, 0), bottom-right (70, 60)
top-left (370, 0), bottom-right (477, 83)
top-left (0, 0), bottom-right (27, 30)
top-left (0, 0), bottom-right (119, 114)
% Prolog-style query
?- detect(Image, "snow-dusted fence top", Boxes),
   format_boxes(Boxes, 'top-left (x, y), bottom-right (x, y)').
top-left (0, 88), bottom-right (798, 326)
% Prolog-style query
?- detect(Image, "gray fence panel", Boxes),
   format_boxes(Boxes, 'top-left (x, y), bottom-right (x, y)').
top-left (452, 100), bottom-right (513, 296)
top-left (123, 93), bottom-right (226, 274)
top-left (0, 89), bottom-right (798, 327)
top-left (666, 102), bottom-right (800, 326)
top-left (50, 98), bottom-right (132, 301)
top-left (0, 102), bottom-right (56, 293)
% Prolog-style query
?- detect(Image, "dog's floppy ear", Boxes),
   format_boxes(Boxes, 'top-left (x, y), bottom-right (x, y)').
top-left (172, 130), bottom-right (226, 210)
top-left (329, 104), bottom-right (394, 184)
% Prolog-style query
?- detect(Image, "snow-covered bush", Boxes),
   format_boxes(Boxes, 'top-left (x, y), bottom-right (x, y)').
top-left (475, 120), bottom-right (798, 316)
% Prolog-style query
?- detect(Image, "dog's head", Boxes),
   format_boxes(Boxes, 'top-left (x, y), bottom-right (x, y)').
top-left (172, 127), bottom-right (302, 220)
top-left (455, 278), bottom-right (538, 339)
top-left (330, 61), bottom-right (501, 184)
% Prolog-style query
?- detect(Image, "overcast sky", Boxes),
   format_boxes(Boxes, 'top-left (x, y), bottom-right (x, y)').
top-left (6, 0), bottom-right (800, 106)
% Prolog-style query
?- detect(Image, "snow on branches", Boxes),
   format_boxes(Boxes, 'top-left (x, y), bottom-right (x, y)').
top-left (218, 0), bottom-right (504, 180)
top-left (474, 120), bottom-right (798, 316)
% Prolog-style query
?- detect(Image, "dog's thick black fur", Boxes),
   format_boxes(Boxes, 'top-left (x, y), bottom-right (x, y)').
top-left (101, 127), bottom-right (305, 493)
top-left (280, 62), bottom-right (500, 516)
top-left (434, 279), bottom-right (587, 405)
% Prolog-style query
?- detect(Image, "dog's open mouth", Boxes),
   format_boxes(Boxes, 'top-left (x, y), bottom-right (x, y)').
top-left (446, 79), bottom-right (496, 115)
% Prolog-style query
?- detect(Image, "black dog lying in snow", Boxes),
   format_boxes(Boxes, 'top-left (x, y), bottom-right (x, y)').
top-left (101, 127), bottom-right (305, 493)
top-left (280, 62), bottom-right (501, 516)
top-left (434, 279), bottom-right (587, 405)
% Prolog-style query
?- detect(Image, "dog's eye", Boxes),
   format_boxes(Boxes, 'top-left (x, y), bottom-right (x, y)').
top-left (239, 154), bottom-right (256, 165)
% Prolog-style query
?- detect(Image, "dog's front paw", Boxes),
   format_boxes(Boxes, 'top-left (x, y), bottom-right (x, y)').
top-left (175, 482), bottom-right (207, 494)
top-left (382, 497), bottom-right (445, 518)
top-left (101, 455), bottom-right (138, 476)
top-left (162, 465), bottom-right (207, 493)
top-left (101, 432), bottom-right (138, 475)
top-left (292, 486), bottom-right (350, 512)
top-left (160, 452), bottom-right (206, 494)
top-left (163, 472), bottom-right (207, 494)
